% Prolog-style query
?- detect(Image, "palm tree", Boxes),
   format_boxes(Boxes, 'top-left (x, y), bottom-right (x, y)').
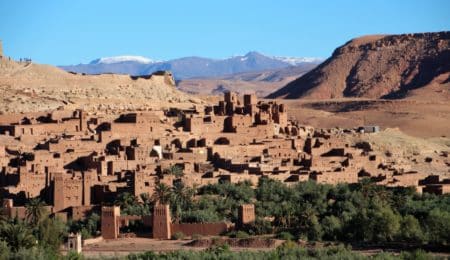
top-left (171, 181), bottom-right (194, 223)
top-left (114, 192), bottom-right (136, 208)
top-left (152, 183), bottom-right (172, 205)
top-left (296, 204), bottom-right (316, 231)
top-left (164, 165), bottom-right (184, 178)
top-left (25, 198), bottom-right (47, 226)
top-left (280, 201), bottom-right (294, 228)
top-left (114, 192), bottom-right (141, 215)
top-left (1, 222), bottom-right (36, 252)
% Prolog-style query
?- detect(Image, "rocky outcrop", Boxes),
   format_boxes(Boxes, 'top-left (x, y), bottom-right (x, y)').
top-left (267, 32), bottom-right (450, 99)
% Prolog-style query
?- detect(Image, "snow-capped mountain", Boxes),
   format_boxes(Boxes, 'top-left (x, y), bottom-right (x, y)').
top-left (272, 56), bottom-right (323, 66)
top-left (90, 55), bottom-right (159, 64)
top-left (60, 52), bottom-right (323, 79)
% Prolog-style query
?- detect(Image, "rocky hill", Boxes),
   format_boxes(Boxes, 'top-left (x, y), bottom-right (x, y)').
top-left (0, 58), bottom-right (199, 113)
top-left (267, 32), bottom-right (450, 100)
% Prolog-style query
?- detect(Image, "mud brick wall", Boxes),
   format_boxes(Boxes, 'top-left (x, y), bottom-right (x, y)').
top-left (171, 222), bottom-right (229, 236)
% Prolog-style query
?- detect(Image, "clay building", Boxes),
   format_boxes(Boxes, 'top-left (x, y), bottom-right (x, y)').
top-left (0, 92), bottom-right (448, 228)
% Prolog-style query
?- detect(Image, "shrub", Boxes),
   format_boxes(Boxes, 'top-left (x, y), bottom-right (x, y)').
top-left (277, 240), bottom-right (298, 251)
top-left (171, 231), bottom-right (185, 240)
top-left (127, 251), bottom-right (157, 260)
top-left (399, 249), bottom-right (431, 260)
top-left (65, 250), bottom-right (84, 260)
top-left (191, 233), bottom-right (202, 240)
top-left (206, 243), bottom-right (230, 254)
top-left (321, 215), bottom-right (342, 241)
top-left (425, 209), bottom-right (450, 244)
top-left (0, 240), bottom-right (10, 260)
top-left (227, 230), bottom-right (249, 239)
top-left (277, 231), bottom-right (295, 240)
top-left (399, 215), bottom-right (423, 242)
top-left (235, 231), bottom-right (250, 239)
top-left (243, 218), bottom-right (273, 235)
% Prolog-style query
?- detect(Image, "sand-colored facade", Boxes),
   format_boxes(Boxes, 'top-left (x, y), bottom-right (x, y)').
top-left (1, 92), bottom-right (449, 237)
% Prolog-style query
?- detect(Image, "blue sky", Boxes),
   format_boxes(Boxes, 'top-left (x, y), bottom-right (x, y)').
top-left (0, 0), bottom-right (449, 65)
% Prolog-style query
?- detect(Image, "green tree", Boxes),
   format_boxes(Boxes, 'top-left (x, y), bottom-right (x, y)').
top-left (0, 222), bottom-right (36, 252)
top-left (85, 213), bottom-right (100, 236)
top-left (307, 214), bottom-right (323, 241)
top-left (153, 183), bottom-right (172, 205)
top-left (65, 250), bottom-right (84, 260)
top-left (67, 213), bottom-right (101, 239)
top-left (115, 192), bottom-right (137, 209)
top-left (294, 203), bottom-right (323, 241)
top-left (426, 209), bottom-right (450, 244)
top-left (164, 165), bottom-right (184, 178)
top-left (347, 208), bottom-right (372, 241)
top-left (372, 206), bottom-right (401, 242)
top-left (25, 198), bottom-right (47, 226)
top-left (115, 192), bottom-right (151, 215)
top-left (0, 240), bottom-right (10, 259)
top-left (171, 181), bottom-right (194, 223)
top-left (321, 215), bottom-right (342, 241)
top-left (399, 215), bottom-right (423, 242)
top-left (256, 178), bottom-right (291, 225)
top-left (37, 217), bottom-right (66, 252)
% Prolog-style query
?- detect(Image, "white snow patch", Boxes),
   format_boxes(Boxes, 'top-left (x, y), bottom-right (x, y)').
top-left (272, 56), bottom-right (323, 65)
top-left (95, 56), bottom-right (159, 64)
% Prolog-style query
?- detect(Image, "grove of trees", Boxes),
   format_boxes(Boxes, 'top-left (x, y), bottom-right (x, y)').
top-left (1, 177), bottom-right (449, 258)
top-left (0, 199), bottom-right (66, 259)
top-left (109, 178), bottom-right (450, 246)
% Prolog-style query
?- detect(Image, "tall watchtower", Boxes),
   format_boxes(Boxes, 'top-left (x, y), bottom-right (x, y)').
top-left (152, 204), bottom-right (171, 239)
top-left (238, 204), bottom-right (255, 227)
top-left (101, 206), bottom-right (120, 239)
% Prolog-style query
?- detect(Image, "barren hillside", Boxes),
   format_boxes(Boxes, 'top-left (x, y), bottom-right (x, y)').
top-left (267, 31), bottom-right (450, 100)
top-left (177, 64), bottom-right (317, 97)
top-left (0, 58), bottom-right (200, 113)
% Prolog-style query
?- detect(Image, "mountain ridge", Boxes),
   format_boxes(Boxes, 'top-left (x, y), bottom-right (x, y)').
top-left (60, 52), bottom-right (322, 80)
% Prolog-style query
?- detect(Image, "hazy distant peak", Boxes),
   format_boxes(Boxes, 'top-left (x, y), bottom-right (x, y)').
top-left (226, 51), bottom-right (262, 60)
top-left (61, 52), bottom-right (324, 79)
top-left (244, 51), bottom-right (265, 57)
top-left (228, 52), bottom-right (323, 65)
top-left (272, 56), bottom-right (323, 65)
top-left (90, 55), bottom-right (159, 64)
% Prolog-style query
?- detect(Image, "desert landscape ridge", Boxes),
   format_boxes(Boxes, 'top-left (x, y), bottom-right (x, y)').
top-left (267, 31), bottom-right (450, 100)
